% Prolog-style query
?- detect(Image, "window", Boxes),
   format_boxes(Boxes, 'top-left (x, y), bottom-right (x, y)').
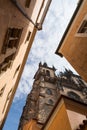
top-left (67, 91), bottom-right (81, 101)
top-left (0, 84), bottom-right (6, 97)
top-left (43, 69), bottom-right (45, 73)
top-left (13, 65), bottom-right (21, 78)
top-left (25, 0), bottom-right (31, 8)
top-left (78, 20), bottom-right (87, 34)
top-left (46, 99), bottom-right (54, 105)
top-left (46, 88), bottom-right (52, 95)
top-left (48, 99), bottom-right (54, 105)
top-left (2, 28), bottom-right (23, 54)
top-left (0, 53), bottom-right (15, 73)
top-left (2, 88), bottom-right (13, 113)
top-left (46, 70), bottom-right (50, 77)
top-left (7, 89), bottom-right (13, 100)
top-left (25, 31), bottom-right (31, 43)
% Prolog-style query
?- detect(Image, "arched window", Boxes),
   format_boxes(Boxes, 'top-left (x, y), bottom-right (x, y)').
top-left (67, 91), bottom-right (81, 101)
top-left (46, 70), bottom-right (50, 76)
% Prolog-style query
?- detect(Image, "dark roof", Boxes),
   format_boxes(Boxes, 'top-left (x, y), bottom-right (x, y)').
top-left (55, 0), bottom-right (84, 57)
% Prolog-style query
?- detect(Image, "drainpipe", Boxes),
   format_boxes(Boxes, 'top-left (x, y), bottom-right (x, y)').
top-left (11, 0), bottom-right (52, 30)
top-left (11, 0), bottom-right (39, 29)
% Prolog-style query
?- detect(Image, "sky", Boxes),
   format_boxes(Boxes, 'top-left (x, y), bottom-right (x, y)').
top-left (3, 0), bottom-right (79, 130)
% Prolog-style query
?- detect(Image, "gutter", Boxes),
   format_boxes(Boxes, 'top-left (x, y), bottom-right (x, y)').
top-left (55, 0), bottom-right (84, 57)
top-left (40, 0), bottom-right (52, 26)
top-left (37, 0), bottom-right (52, 30)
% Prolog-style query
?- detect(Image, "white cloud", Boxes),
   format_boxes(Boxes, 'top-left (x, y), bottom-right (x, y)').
top-left (14, 0), bottom-right (78, 101)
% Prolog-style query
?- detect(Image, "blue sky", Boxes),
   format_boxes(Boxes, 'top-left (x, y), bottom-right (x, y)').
top-left (3, 0), bottom-right (78, 130)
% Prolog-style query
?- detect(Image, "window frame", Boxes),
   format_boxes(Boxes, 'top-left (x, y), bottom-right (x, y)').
top-left (78, 20), bottom-right (87, 34)
top-left (25, 0), bottom-right (31, 8)
top-left (0, 53), bottom-right (15, 74)
top-left (1, 28), bottom-right (23, 54)
top-left (0, 84), bottom-right (6, 97)
top-left (46, 70), bottom-right (50, 77)
top-left (76, 15), bottom-right (87, 37)
top-left (25, 31), bottom-right (31, 43)
top-left (13, 64), bottom-right (21, 78)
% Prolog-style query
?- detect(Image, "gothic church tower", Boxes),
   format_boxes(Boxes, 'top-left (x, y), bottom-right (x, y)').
top-left (18, 62), bottom-right (59, 130)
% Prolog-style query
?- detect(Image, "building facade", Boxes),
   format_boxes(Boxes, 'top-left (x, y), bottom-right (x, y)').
top-left (0, 1), bottom-right (51, 129)
top-left (55, 0), bottom-right (87, 82)
top-left (18, 63), bottom-right (87, 130)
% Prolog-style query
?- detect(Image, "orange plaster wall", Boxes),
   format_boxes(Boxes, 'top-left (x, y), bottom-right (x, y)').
top-left (58, 0), bottom-right (87, 82)
top-left (23, 120), bottom-right (40, 130)
top-left (44, 101), bottom-right (72, 130)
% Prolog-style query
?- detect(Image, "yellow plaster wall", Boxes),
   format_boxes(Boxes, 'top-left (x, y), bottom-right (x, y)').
top-left (23, 120), bottom-right (40, 130)
top-left (44, 100), bottom-right (72, 130)
top-left (58, 0), bottom-right (87, 82)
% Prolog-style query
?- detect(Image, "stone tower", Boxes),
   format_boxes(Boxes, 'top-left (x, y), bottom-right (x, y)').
top-left (18, 63), bottom-right (87, 130)
top-left (18, 62), bottom-right (59, 130)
